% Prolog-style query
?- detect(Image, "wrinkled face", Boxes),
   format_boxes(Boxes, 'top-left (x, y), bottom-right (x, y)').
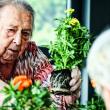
top-left (0, 5), bottom-right (32, 64)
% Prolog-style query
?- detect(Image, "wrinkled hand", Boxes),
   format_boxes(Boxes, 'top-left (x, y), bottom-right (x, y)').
top-left (64, 67), bottom-right (81, 105)
top-left (69, 67), bottom-right (81, 97)
top-left (0, 29), bottom-right (14, 56)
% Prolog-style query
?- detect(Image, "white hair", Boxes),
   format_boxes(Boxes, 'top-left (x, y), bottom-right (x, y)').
top-left (87, 29), bottom-right (110, 95)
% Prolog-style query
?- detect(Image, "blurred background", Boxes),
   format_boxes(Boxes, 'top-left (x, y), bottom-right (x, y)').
top-left (26, 0), bottom-right (66, 45)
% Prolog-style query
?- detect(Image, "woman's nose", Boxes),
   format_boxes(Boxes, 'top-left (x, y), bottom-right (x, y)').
top-left (13, 32), bottom-right (21, 45)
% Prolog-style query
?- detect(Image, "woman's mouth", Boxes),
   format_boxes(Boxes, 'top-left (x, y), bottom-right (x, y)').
top-left (1, 49), bottom-right (19, 62)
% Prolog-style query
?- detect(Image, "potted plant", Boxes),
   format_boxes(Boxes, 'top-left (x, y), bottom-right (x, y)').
top-left (0, 75), bottom-right (56, 110)
top-left (49, 8), bottom-right (91, 95)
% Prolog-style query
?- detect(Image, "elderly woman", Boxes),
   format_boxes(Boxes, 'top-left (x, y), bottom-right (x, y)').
top-left (0, 0), bottom-right (81, 109)
top-left (87, 29), bottom-right (110, 110)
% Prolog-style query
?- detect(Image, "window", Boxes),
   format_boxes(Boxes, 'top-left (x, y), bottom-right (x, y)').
top-left (26, 0), bottom-right (67, 45)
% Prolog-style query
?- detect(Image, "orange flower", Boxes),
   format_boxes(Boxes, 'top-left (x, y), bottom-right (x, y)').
top-left (12, 75), bottom-right (32, 91)
top-left (91, 79), bottom-right (96, 88)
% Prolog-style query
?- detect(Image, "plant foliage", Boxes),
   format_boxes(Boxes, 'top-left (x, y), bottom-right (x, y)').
top-left (68, 94), bottom-right (105, 110)
top-left (0, 81), bottom-right (56, 110)
top-left (49, 8), bottom-right (91, 70)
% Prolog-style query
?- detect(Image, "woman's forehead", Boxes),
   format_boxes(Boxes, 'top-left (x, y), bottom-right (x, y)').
top-left (0, 5), bottom-right (32, 29)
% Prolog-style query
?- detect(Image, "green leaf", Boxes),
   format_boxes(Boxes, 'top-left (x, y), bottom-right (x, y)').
top-left (2, 95), bottom-right (12, 105)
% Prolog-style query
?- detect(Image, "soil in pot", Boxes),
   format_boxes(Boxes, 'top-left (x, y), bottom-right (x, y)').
top-left (50, 69), bottom-right (72, 95)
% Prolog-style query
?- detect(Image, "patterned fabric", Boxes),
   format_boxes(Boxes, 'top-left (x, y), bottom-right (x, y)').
top-left (13, 41), bottom-right (53, 85)
top-left (0, 41), bottom-right (75, 110)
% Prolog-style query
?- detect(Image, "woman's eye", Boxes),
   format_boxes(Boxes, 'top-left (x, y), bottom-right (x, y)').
top-left (23, 32), bottom-right (29, 36)
top-left (8, 29), bottom-right (16, 35)
top-left (22, 31), bottom-right (31, 38)
top-left (9, 29), bottom-right (15, 32)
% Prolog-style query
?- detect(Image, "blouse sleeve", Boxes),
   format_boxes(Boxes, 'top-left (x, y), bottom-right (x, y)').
top-left (28, 42), bottom-right (53, 85)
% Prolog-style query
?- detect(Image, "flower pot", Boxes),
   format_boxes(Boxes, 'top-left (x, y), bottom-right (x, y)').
top-left (50, 69), bottom-right (72, 95)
